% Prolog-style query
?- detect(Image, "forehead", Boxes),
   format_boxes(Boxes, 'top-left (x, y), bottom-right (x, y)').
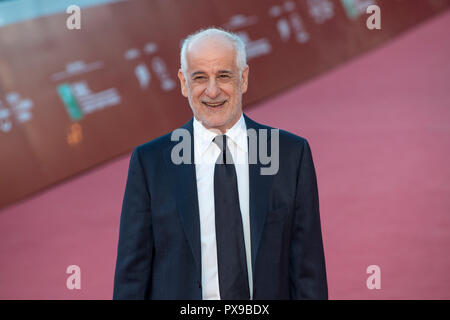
top-left (185, 35), bottom-right (237, 72)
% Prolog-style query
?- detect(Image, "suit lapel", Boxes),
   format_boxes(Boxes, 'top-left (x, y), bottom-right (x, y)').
top-left (163, 114), bottom-right (274, 277)
top-left (244, 114), bottom-right (275, 273)
top-left (163, 118), bottom-right (201, 270)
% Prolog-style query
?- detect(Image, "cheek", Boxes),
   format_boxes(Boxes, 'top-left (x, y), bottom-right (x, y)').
top-left (220, 84), bottom-right (236, 99)
top-left (190, 86), bottom-right (205, 101)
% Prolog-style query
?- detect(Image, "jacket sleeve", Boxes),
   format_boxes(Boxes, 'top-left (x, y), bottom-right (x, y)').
top-left (289, 139), bottom-right (328, 299)
top-left (113, 147), bottom-right (154, 299)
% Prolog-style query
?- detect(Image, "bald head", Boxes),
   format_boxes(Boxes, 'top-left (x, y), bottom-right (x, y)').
top-left (180, 28), bottom-right (247, 76)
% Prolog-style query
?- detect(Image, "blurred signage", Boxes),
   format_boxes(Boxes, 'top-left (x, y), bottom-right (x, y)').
top-left (0, 0), bottom-right (449, 208)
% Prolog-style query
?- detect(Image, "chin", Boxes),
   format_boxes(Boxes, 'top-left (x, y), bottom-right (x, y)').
top-left (199, 114), bottom-right (227, 129)
top-left (197, 108), bottom-right (240, 131)
top-left (203, 120), bottom-right (227, 131)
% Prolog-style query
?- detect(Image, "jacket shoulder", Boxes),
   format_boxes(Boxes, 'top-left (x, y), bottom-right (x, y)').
top-left (246, 115), bottom-right (308, 148)
top-left (133, 131), bottom-right (174, 158)
top-left (278, 128), bottom-right (309, 149)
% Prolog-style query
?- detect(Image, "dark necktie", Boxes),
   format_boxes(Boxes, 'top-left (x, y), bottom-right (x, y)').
top-left (213, 135), bottom-right (250, 300)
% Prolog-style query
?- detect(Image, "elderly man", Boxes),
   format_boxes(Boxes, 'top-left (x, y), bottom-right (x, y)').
top-left (113, 28), bottom-right (328, 300)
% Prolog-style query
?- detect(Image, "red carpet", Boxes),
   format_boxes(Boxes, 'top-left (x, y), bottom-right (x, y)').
top-left (1, 10), bottom-right (449, 299)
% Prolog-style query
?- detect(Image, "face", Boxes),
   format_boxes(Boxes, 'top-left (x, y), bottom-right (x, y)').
top-left (178, 35), bottom-right (249, 134)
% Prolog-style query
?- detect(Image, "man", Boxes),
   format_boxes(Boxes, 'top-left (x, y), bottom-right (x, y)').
top-left (113, 28), bottom-right (327, 299)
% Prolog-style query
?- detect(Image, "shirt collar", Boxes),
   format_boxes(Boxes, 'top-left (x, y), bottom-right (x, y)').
top-left (193, 113), bottom-right (248, 156)
top-left (225, 113), bottom-right (247, 153)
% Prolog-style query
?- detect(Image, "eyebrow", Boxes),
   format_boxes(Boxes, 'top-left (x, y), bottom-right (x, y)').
top-left (190, 70), bottom-right (234, 78)
top-left (191, 71), bottom-right (206, 78)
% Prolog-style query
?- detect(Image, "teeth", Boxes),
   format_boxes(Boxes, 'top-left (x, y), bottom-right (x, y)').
top-left (205, 101), bottom-right (225, 107)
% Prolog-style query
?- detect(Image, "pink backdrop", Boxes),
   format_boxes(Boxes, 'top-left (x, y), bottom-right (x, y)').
top-left (0, 10), bottom-right (449, 299)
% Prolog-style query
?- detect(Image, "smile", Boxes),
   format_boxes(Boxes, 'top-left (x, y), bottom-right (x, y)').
top-left (202, 100), bottom-right (227, 108)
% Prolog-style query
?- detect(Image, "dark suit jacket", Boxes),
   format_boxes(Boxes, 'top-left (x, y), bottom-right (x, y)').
top-left (113, 114), bottom-right (328, 299)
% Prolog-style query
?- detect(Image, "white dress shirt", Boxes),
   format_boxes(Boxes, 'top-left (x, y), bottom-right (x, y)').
top-left (193, 114), bottom-right (253, 300)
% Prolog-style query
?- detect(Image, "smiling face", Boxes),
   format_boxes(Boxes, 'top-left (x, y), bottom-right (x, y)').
top-left (178, 34), bottom-right (249, 134)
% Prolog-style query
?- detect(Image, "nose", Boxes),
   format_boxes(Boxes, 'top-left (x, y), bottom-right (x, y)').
top-left (205, 78), bottom-right (220, 99)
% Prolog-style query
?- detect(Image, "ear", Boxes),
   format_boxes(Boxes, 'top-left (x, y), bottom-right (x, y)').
top-left (240, 65), bottom-right (249, 94)
top-left (177, 69), bottom-right (188, 97)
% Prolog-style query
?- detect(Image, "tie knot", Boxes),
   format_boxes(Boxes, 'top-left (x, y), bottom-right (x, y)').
top-left (213, 135), bottom-right (229, 164)
top-left (213, 135), bottom-right (227, 153)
